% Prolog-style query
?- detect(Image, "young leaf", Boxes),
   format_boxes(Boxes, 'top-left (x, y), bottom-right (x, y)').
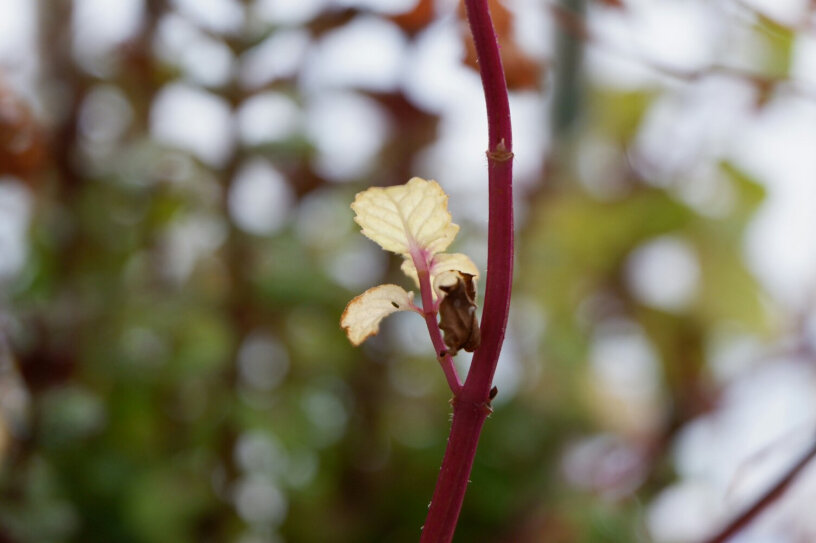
top-left (351, 177), bottom-right (459, 256)
top-left (341, 284), bottom-right (416, 345)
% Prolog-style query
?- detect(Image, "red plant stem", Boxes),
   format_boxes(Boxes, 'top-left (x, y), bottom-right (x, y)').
top-left (420, 0), bottom-right (514, 541)
top-left (701, 436), bottom-right (816, 543)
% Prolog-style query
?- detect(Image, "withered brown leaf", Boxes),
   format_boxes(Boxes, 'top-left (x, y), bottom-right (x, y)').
top-left (438, 273), bottom-right (481, 355)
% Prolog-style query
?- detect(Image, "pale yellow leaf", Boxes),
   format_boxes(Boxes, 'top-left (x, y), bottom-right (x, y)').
top-left (401, 253), bottom-right (480, 290)
top-left (340, 284), bottom-right (415, 345)
top-left (351, 177), bottom-right (459, 255)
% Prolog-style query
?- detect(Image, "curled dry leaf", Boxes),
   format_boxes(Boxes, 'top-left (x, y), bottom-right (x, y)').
top-left (341, 284), bottom-right (416, 346)
top-left (438, 272), bottom-right (481, 355)
top-left (351, 177), bottom-right (459, 256)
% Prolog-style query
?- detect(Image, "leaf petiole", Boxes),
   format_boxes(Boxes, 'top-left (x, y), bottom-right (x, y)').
top-left (412, 250), bottom-right (462, 394)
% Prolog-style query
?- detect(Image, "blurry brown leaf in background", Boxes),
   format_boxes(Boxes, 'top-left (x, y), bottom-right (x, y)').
top-left (0, 78), bottom-right (46, 181)
top-left (458, 0), bottom-right (544, 90)
top-left (390, 0), bottom-right (437, 36)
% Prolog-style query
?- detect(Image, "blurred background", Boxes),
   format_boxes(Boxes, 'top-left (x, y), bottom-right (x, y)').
top-left (2, 0), bottom-right (816, 541)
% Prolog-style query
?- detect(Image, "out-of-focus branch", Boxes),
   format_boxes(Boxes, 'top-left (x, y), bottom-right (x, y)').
top-left (546, 0), bottom-right (816, 103)
top-left (702, 435), bottom-right (816, 543)
top-left (550, 0), bottom-right (587, 139)
top-left (729, 0), bottom-right (816, 37)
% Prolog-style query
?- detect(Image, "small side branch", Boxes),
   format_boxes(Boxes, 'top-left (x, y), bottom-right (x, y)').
top-left (413, 251), bottom-right (462, 395)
